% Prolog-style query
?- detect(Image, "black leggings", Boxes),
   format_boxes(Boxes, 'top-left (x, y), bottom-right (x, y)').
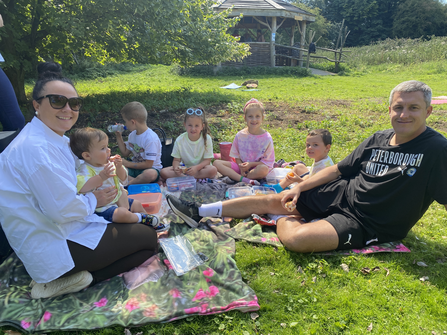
top-left (65, 223), bottom-right (158, 285)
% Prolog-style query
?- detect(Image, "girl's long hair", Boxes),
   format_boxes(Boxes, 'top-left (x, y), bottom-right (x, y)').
top-left (184, 108), bottom-right (211, 149)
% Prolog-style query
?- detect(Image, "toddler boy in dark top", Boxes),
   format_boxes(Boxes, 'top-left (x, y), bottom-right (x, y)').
top-left (166, 80), bottom-right (447, 252)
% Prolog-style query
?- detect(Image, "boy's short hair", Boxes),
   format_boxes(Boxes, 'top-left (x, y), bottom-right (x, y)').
top-left (70, 127), bottom-right (107, 159)
top-left (120, 101), bottom-right (148, 124)
top-left (308, 129), bottom-right (332, 146)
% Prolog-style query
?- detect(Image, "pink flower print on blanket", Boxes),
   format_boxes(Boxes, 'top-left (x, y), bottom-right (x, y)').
top-left (94, 297), bottom-right (108, 307)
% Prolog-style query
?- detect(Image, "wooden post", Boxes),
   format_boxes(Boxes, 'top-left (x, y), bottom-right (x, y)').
top-left (306, 30), bottom-right (315, 69)
top-left (270, 17), bottom-right (277, 67)
top-left (299, 21), bottom-right (306, 67)
top-left (290, 23), bottom-right (296, 66)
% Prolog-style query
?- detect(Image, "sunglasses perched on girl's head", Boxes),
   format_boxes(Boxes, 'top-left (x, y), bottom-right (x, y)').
top-left (36, 94), bottom-right (83, 111)
top-left (186, 108), bottom-right (203, 116)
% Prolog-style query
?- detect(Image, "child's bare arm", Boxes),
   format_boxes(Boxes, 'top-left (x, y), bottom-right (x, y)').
top-left (79, 175), bottom-right (104, 193)
top-left (115, 132), bottom-right (131, 157)
top-left (122, 159), bottom-right (153, 169)
top-left (172, 157), bottom-right (183, 175)
top-left (79, 163), bottom-right (115, 193)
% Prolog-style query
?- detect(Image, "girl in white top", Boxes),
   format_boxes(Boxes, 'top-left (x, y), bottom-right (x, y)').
top-left (0, 65), bottom-right (158, 299)
top-left (160, 108), bottom-right (217, 180)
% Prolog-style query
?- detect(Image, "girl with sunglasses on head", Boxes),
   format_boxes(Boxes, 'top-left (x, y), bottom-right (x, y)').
top-left (213, 98), bottom-right (275, 185)
top-left (0, 62), bottom-right (158, 299)
top-left (160, 107), bottom-right (217, 180)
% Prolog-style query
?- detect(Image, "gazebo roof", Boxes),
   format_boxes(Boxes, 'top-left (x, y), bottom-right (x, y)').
top-left (212, 0), bottom-right (315, 22)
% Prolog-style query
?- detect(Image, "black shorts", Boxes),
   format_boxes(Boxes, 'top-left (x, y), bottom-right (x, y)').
top-left (295, 178), bottom-right (378, 250)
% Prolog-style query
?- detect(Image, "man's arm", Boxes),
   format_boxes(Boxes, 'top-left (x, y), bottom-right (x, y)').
top-left (280, 164), bottom-right (342, 208)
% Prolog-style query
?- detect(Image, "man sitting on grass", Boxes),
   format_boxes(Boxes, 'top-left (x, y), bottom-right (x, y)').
top-left (167, 80), bottom-right (447, 253)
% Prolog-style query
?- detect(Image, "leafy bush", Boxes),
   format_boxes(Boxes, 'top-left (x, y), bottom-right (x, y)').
top-left (64, 61), bottom-right (148, 80)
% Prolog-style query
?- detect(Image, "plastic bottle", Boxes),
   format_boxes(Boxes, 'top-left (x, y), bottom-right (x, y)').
top-left (107, 124), bottom-right (126, 133)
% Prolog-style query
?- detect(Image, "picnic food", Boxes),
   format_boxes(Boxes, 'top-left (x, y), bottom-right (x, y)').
top-left (181, 167), bottom-right (188, 174)
top-left (288, 172), bottom-right (295, 177)
top-left (285, 200), bottom-right (295, 212)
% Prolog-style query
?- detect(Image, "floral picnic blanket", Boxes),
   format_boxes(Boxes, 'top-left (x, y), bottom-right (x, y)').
top-left (225, 219), bottom-right (411, 254)
top-left (0, 214), bottom-right (259, 333)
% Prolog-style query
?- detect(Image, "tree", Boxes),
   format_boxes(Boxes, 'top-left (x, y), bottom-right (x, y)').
top-left (291, 1), bottom-right (333, 47)
top-left (0, 0), bottom-right (248, 103)
top-left (392, 0), bottom-right (447, 38)
top-left (317, 0), bottom-right (400, 46)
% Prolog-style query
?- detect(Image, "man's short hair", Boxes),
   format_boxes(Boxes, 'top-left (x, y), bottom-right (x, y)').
top-left (308, 129), bottom-right (332, 146)
top-left (120, 101), bottom-right (148, 124)
top-left (70, 127), bottom-right (107, 159)
top-left (389, 80), bottom-right (432, 108)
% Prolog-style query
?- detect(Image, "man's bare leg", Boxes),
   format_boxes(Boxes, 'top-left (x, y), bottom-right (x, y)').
top-left (221, 193), bottom-right (291, 218)
top-left (276, 217), bottom-right (339, 253)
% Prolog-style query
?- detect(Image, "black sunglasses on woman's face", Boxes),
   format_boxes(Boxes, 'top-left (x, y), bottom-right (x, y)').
top-left (36, 94), bottom-right (83, 111)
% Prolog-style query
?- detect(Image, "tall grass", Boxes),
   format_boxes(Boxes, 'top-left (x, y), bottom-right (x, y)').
top-left (310, 36), bottom-right (447, 73)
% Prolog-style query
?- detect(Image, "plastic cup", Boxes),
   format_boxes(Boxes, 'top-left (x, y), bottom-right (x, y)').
top-left (219, 142), bottom-right (232, 161)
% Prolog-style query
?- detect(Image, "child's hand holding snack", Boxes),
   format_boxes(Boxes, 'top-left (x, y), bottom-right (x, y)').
top-left (185, 165), bottom-right (199, 176)
top-left (99, 162), bottom-right (116, 181)
top-left (285, 171), bottom-right (304, 184)
top-left (110, 154), bottom-right (123, 169)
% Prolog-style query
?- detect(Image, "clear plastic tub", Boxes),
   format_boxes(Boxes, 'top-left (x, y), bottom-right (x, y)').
top-left (127, 183), bottom-right (161, 195)
top-left (227, 186), bottom-right (253, 199)
top-left (166, 176), bottom-right (196, 192)
top-left (265, 168), bottom-right (291, 184)
top-left (128, 193), bottom-right (163, 214)
top-left (252, 186), bottom-right (277, 195)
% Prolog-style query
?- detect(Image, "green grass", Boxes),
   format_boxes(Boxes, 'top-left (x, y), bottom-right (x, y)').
top-left (18, 47), bottom-right (447, 334)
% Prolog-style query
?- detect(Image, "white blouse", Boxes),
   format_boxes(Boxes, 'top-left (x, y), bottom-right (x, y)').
top-left (0, 117), bottom-right (108, 283)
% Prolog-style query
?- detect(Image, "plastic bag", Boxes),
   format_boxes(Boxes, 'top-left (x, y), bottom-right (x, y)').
top-left (159, 235), bottom-right (206, 276)
top-left (122, 255), bottom-right (166, 290)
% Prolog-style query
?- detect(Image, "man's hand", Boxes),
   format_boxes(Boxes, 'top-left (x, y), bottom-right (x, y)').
top-left (99, 162), bottom-right (116, 181)
top-left (280, 187), bottom-right (301, 210)
top-left (93, 186), bottom-right (118, 208)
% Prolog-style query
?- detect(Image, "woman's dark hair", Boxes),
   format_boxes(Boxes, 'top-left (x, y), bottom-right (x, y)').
top-left (32, 62), bottom-right (76, 101)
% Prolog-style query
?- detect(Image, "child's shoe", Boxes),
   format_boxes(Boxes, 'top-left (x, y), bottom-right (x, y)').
top-left (141, 214), bottom-right (169, 232)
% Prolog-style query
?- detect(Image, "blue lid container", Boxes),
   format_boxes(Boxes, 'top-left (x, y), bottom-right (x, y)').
top-left (127, 183), bottom-right (161, 195)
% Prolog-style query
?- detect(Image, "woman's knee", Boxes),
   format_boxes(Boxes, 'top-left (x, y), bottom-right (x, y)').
top-left (134, 224), bottom-right (158, 250)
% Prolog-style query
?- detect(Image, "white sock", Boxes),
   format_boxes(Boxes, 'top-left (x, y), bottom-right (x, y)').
top-left (199, 202), bottom-right (223, 217)
top-left (135, 213), bottom-right (142, 222)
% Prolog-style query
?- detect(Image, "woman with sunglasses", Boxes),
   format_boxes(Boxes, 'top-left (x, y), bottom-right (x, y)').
top-left (0, 64), bottom-right (158, 299)
top-left (160, 108), bottom-right (217, 189)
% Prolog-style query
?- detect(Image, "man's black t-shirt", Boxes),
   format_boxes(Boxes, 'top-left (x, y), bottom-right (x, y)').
top-left (336, 127), bottom-right (447, 241)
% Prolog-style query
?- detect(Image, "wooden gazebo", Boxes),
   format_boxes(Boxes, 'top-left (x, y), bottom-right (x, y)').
top-left (213, 0), bottom-right (316, 67)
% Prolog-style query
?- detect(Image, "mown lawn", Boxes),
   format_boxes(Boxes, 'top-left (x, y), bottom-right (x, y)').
top-left (19, 61), bottom-right (447, 334)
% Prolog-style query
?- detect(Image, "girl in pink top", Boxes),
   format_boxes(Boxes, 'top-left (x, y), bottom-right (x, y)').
top-left (213, 98), bottom-right (275, 185)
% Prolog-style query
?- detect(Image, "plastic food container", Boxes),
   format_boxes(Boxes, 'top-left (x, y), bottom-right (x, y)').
top-left (227, 186), bottom-right (253, 199)
top-left (166, 176), bottom-right (196, 192)
top-left (252, 186), bottom-right (277, 195)
top-left (128, 193), bottom-right (162, 214)
top-left (266, 168), bottom-right (290, 184)
top-left (127, 183), bottom-right (161, 195)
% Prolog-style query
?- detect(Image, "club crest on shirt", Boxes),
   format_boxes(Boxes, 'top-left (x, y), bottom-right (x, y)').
top-left (406, 167), bottom-right (417, 177)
